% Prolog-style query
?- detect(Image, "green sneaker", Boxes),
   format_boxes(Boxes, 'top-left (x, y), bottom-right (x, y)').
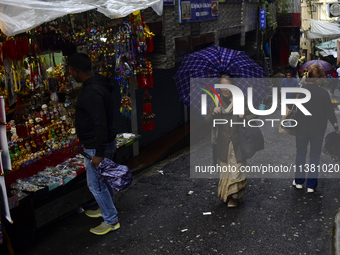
top-left (85, 208), bottom-right (102, 218)
top-left (89, 222), bottom-right (120, 235)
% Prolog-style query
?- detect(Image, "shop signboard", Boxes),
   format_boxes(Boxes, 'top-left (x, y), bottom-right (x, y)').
top-left (178, 0), bottom-right (219, 23)
top-left (330, 2), bottom-right (340, 17)
top-left (260, 9), bottom-right (266, 28)
top-left (164, 0), bottom-right (175, 5)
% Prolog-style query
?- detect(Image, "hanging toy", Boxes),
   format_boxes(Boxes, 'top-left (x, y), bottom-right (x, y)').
top-left (142, 89), bottom-right (152, 114)
top-left (146, 61), bottom-right (153, 88)
top-left (120, 96), bottom-right (132, 119)
top-left (141, 16), bottom-right (155, 53)
top-left (141, 89), bottom-right (155, 131)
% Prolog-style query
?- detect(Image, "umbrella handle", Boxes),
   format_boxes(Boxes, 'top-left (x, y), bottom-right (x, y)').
top-left (77, 149), bottom-right (92, 160)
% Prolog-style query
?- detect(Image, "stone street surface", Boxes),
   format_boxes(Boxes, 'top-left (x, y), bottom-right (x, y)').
top-left (7, 88), bottom-right (340, 255)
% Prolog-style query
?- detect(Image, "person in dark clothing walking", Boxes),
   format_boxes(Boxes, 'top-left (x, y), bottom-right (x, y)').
top-left (293, 64), bottom-right (340, 192)
top-left (68, 53), bottom-right (120, 235)
top-left (329, 68), bottom-right (338, 96)
top-left (280, 69), bottom-right (299, 100)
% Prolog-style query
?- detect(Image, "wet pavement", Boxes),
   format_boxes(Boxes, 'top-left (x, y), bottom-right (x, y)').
top-left (3, 86), bottom-right (340, 255)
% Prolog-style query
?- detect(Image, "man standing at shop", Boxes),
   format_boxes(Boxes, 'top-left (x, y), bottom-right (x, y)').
top-left (68, 53), bottom-right (119, 235)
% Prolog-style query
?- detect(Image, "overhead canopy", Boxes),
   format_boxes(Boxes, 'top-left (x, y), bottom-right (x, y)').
top-left (308, 19), bottom-right (340, 39)
top-left (315, 38), bottom-right (340, 58)
top-left (0, 0), bottom-right (163, 37)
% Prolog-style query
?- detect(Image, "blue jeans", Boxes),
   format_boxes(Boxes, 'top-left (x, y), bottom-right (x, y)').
top-left (295, 134), bottom-right (323, 189)
top-left (84, 140), bottom-right (118, 224)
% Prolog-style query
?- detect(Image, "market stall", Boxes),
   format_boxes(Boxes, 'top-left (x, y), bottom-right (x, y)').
top-left (0, 0), bottom-right (162, 247)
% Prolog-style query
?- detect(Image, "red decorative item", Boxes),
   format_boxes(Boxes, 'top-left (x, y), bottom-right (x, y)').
top-left (2, 41), bottom-right (8, 59)
top-left (8, 39), bottom-right (16, 59)
top-left (21, 37), bottom-right (29, 56)
top-left (31, 41), bottom-right (35, 56)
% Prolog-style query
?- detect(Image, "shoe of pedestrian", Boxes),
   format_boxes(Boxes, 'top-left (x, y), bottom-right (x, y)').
top-left (85, 208), bottom-right (102, 218)
top-left (90, 222), bottom-right (120, 235)
top-left (227, 198), bottom-right (238, 208)
top-left (307, 188), bottom-right (315, 193)
top-left (292, 180), bottom-right (303, 189)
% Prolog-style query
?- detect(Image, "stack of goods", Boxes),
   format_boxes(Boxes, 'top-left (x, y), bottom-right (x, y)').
top-left (0, 10), bottom-right (155, 173)
top-left (9, 154), bottom-right (85, 198)
top-left (7, 103), bottom-right (77, 171)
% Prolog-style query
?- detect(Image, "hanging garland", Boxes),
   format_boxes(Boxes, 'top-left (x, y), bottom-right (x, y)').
top-left (130, 11), bottom-right (155, 131)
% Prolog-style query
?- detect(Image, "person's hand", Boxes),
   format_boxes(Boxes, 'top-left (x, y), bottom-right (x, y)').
top-left (91, 156), bottom-right (104, 168)
top-left (336, 128), bottom-right (340, 135)
top-left (213, 106), bottom-right (221, 115)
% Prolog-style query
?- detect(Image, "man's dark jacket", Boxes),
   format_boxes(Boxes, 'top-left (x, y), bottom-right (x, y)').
top-left (75, 75), bottom-right (116, 157)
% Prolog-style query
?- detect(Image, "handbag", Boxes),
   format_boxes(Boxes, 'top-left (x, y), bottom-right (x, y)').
top-left (279, 105), bottom-right (297, 136)
top-left (279, 90), bottom-right (300, 136)
top-left (281, 104), bottom-right (297, 131)
top-left (239, 124), bottom-right (264, 160)
top-left (324, 132), bottom-right (340, 162)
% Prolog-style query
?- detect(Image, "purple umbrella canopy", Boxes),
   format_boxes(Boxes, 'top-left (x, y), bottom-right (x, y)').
top-left (78, 149), bottom-right (132, 192)
top-left (96, 158), bottom-right (132, 192)
top-left (174, 46), bottom-right (269, 112)
top-left (300, 60), bottom-right (333, 75)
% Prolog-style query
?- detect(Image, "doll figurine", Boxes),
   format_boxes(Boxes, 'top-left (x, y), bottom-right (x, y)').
top-left (52, 143), bottom-right (59, 151)
top-left (10, 126), bottom-right (18, 141)
top-left (19, 145), bottom-right (27, 156)
top-left (25, 141), bottom-right (32, 154)
top-left (8, 147), bottom-right (15, 161)
top-left (30, 127), bottom-right (36, 136)
top-left (65, 140), bottom-right (70, 147)
top-left (14, 143), bottom-right (21, 155)
top-left (33, 153), bottom-right (39, 162)
top-left (34, 132), bottom-right (42, 151)
top-left (30, 140), bottom-right (37, 153)
top-left (68, 128), bottom-right (77, 143)
top-left (41, 134), bottom-right (47, 145)
top-left (12, 161), bottom-right (19, 171)
top-left (28, 119), bottom-right (34, 128)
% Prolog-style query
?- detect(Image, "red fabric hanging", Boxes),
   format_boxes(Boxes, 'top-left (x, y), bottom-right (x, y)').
top-left (0, 44), bottom-right (3, 65)
top-left (147, 38), bottom-right (154, 53)
top-left (31, 42), bottom-right (35, 56)
top-left (149, 38), bottom-right (154, 52)
top-left (22, 37), bottom-right (29, 56)
top-left (15, 38), bottom-right (23, 60)
top-left (8, 39), bottom-right (16, 59)
top-left (2, 42), bottom-right (7, 59)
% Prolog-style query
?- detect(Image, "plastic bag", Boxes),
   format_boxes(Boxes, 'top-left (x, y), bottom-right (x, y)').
top-left (0, 0), bottom-right (163, 36)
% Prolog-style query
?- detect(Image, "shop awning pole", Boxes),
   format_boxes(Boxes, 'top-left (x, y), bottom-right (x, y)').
top-left (129, 77), bottom-right (139, 157)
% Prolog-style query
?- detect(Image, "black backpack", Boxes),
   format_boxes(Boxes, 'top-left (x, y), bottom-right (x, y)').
top-left (324, 132), bottom-right (340, 162)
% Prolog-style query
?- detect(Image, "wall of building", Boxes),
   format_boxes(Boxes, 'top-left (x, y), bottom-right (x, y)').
top-left (131, 2), bottom-right (260, 150)
top-left (142, 2), bottom-right (259, 69)
top-left (300, 0), bottom-right (338, 61)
